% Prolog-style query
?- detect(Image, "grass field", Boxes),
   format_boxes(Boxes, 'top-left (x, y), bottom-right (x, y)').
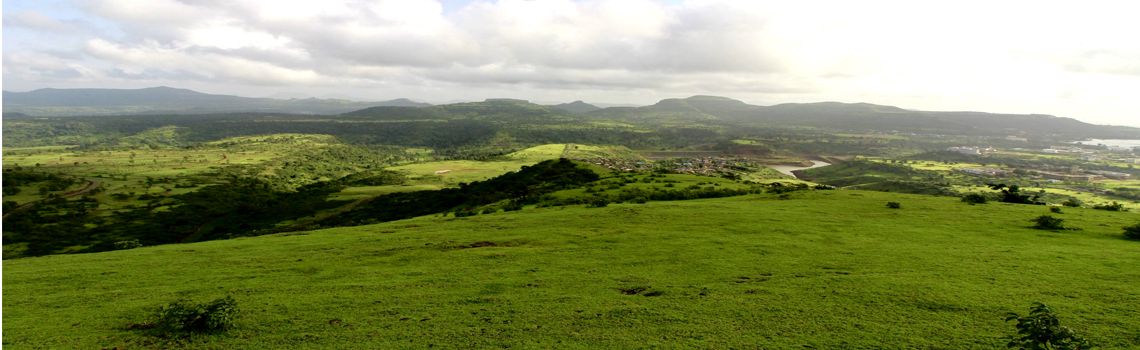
top-left (4, 191), bottom-right (1139, 349)
top-left (389, 144), bottom-right (642, 185)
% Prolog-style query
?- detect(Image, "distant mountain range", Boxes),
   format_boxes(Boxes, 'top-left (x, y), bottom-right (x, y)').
top-left (2, 87), bottom-right (431, 116)
top-left (4, 87), bottom-right (1136, 138)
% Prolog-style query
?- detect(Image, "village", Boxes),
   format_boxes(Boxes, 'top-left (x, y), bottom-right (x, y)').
top-left (577, 156), bottom-right (761, 178)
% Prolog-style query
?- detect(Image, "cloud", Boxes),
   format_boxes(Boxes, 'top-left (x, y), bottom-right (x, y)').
top-left (3, 10), bottom-right (87, 33)
top-left (3, 0), bottom-right (1140, 126)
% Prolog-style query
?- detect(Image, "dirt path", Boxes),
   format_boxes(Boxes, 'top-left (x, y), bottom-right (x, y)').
top-left (294, 194), bottom-right (385, 228)
top-left (180, 214), bottom-right (231, 243)
top-left (3, 179), bottom-right (100, 220)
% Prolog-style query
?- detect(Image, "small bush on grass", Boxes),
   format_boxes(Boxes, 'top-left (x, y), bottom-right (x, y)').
top-left (155, 296), bottom-right (239, 333)
top-left (1031, 215), bottom-right (1065, 230)
top-left (114, 239), bottom-right (143, 250)
top-left (1005, 303), bottom-right (1093, 350)
top-left (886, 202), bottom-right (901, 209)
top-left (588, 198), bottom-right (610, 208)
top-left (1092, 201), bottom-right (1126, 211)
top-left (1062, 199), bottom-right (1083, 208)
top-left (1050, 207), bottom-right (1063, 214)
top-left (1124, 223), bottom-right (1140, 240)
top-left (962, 193), bottom-right (988, 204)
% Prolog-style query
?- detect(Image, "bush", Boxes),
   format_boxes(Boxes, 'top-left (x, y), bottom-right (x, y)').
top-left (1005, 303), bottom-right (1093, 350)
top-left (1050, 207), bottom-right (1063, 214)
top-left (961, 193), bottom-right (988, 204)
top-left (1124, 223), bottom-right (1140, 240)
top-left (156, 297), bottom-right (239, 332)
top-left (588, 198), bottom-right (610, 208)
top-left (1092, 201), bottom-right (1126, 211)
top-left (886, 202), bottom-right (901, 209)
top-left (114, 240), bottom-right (143, 250)
top-left (1031, 215), bottom-right (1065, 230)
top-left (632, 197), bottom-right (649, 204)
top-left (1062, 199), bottom-right (1083, 208)
top-left (481, 208), bottom-right (498, 215)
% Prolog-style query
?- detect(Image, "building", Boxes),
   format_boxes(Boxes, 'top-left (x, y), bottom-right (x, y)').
top-left (947, 146), bottom-right (995, 155)
top-left (1006, 136), bottom-right (1028, 142)
top-left (1042, 149), bottom-right (1062, 154)
top-left (1087, 170), bottom-right (1132, 179)
top-left (961, 168), bottom-right (1010, 176)
top-left (1040, 172), bottom-right (1104, 181)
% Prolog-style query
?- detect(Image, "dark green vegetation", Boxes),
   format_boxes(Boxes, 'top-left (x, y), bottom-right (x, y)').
top-left (4, 191), bottom-right (1138, 349)
top-left (1124, 223), bottom-right (1140, 240)
top-left (2, 86), bottom-right (430, 116)
top-left (1005, 303), bottom-right (1094, 350)
top-left (154, 297), bottom-right (241, 333)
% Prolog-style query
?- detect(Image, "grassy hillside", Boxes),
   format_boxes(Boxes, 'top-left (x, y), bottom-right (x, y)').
top-left (4, 191), bottom-right (1138, 349)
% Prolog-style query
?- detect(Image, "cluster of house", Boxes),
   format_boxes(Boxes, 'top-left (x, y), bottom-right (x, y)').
top-left (578, 158), bottom-right (653, 172)
top-left (947, 147), bottom-right (997, 155)
top-left (959, 166), bottom-right (1131, 181)
top-left (960, 168), bottom-right (1009, 176)
top-left (665, 157), bottom-right (753, 175)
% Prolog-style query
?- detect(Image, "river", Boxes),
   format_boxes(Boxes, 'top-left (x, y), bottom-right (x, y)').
top-left (769, 160), bottom-right (831, 178)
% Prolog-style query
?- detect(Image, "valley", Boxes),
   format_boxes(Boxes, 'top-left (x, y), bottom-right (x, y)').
top-left (3, 92), bottom-right (1140, 349)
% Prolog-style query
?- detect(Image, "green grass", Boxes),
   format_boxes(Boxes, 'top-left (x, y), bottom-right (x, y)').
top-left (4, 191), bottom-right (1139, 349)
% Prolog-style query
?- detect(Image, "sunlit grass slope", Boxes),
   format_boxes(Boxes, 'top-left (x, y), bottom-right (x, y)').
top-left (4, 191), bottom-right (1139, 349)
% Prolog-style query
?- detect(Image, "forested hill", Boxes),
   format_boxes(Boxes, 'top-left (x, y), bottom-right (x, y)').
top-left (584, 96), bottom-right (1140, 138)
top-left (2, 87), bottom-right (430, 116)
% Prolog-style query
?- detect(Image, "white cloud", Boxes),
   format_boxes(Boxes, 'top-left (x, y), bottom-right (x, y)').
top-left (3, 0), bottom-right (1139, 126)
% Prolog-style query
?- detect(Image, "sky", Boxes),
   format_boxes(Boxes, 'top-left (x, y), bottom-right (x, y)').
top-left (3, 0), bottom-right (1139, 126)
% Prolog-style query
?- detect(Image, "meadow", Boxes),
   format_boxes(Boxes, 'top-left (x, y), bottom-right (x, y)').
top-left (4, 190), bottom-right (1138, 349)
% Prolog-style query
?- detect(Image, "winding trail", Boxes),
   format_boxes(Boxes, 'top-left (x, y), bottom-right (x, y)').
top-left (294, 193), bottom-right (386, 228)
top-left (3, 179), bottom-right (100, 220)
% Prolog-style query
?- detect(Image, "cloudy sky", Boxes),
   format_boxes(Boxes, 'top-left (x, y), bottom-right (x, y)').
top-left (4, 0), bottom-right (1139, 126)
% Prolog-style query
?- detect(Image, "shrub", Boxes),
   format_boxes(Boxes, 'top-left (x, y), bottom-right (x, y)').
top-left (1031, 215), bottom-right (1065, 230)
top-left (632, 197), bottom-right (649, 204)
top-left (114, 240), bottom-right (143, 250)
top-left (1124, 223), bottom-right (1140, 240)
top-left (961, 193), bottom-right (988, 204)
top-left (155, 296), bottom-right (240, 332)
top-left (1005, 303), bottom-right (1093, 350)
top-left (1092, 201), bottom-right (1126, 211)
top-left (588, 198), bottom-right (610, 208)
top-left (481, 208), bottom-right (498, 215)
top-left (1062, 199), bottom-right (1083, 208)
top-left (886, 202), bottom-right (901, 209)
top-left (1050, 207), bottom-right (1063, 214)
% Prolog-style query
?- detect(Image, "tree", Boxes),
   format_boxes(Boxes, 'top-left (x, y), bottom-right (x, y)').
top-left (988, 183), bottom-right (1039, 204)
top-left (1032, 215), bottom-right (1065, 230)
top-left (1005, 303), bottom-right (1094, 350)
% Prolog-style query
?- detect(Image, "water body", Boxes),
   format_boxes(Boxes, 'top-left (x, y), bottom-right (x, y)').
top-left (1073, 139), bottom-right (1140, 148)
top-left (770, 161), bottom-right (831, 178)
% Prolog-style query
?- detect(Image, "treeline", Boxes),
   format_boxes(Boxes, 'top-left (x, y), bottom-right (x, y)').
top-left (1, 168), bottom-right (80, 197)
top-left (320, 158), bottom-right (599, 227)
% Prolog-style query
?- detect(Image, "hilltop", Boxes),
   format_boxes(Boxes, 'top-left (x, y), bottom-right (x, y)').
top-left (2, 87), bottom-right (430, 116)
top-left (4, 190), bottom-right (1138, 349)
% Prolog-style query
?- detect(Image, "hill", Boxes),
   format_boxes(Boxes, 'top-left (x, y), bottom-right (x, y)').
top-left (4, 191), bottom-right (1138, 349)
top-left (2, 87), bottom-right (430, 116)
top-left (584, 96), bottom-right (1140, 139)
top-left (550, 100), bottom-right (601, 113)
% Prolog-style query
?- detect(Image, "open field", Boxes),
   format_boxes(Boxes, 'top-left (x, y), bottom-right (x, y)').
top-left (4, 190), bottom-right (1138, 349)
top-left (389, 144), bottom-right (644, 185)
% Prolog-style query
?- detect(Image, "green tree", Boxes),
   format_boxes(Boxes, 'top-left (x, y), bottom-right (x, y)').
top-left (1031, 215), bottom-right (1065, 230)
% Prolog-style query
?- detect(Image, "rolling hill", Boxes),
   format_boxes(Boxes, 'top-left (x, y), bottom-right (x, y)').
top-left (2, 87), bottom-right (431, 116)
top-left (4, 190), bottom-right (1138, 349)
top-left (585, 96), bottom-right (1140, 138)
